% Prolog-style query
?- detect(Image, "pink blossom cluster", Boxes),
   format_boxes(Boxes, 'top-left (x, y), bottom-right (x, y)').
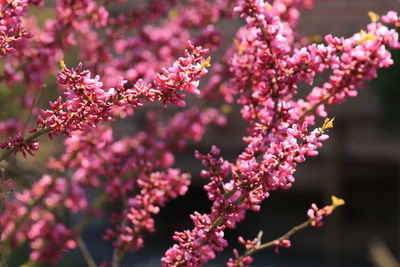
top-left (104, 169), bottom-right (191, 253)
top-left (94, 0), bottom-right (236, 88)
top-left (0, 43), bottom-right (211, 159)
top-left (161, 1), bottom-right (400, 266)
top-left (0, 0), bottom-right (43, 56)
top-left (273, 239), bottom-right (291, 254)
top-left (162, 146), bottom-right (231, 266)
top-left (36, 43), bottom-right (209, 137)
top-left (1, 174), bottom-right (77, 263)
top-left (307, 195), bottom-right (345, 227)
top-left (1, 0), bottom-right (110, 94)
top-left (307, 203), bottom-right (332, 227)
top-left (0, 6), bottom-right (217, 257)
top-left (1, 106), bottom-right (224, 262)
top-left (227, 235), bottom-right (260, 267)
top-left (0, 132), bottom-right (38, 158)
top-left (28, 218), bottom-right (76, 263)
top-left (162, 123), bottom-right (328, 265)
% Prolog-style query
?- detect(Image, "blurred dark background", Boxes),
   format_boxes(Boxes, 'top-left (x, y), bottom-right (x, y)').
top-left (5, 0), bottom-right (400, 266)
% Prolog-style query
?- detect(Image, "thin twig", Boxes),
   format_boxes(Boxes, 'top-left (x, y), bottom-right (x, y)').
top-left (0, 251), bottom-right (8, 267)
top-left (22, 90), bottom-right (45, 135)
top-left (3, 174), bottom-right (58, 247)
top-left (77, 237), bottom-right (98, 267)
top-left (0, 128), bottom-right (51, 163)
top-left (74, 193), bottom-right (108, 233)
top-left (244, 219), bottom-right (312, 258)
top-left (111, 195), bottom-right (129, 267)
top-left (233, 196), bottom-right (345, 266)
top-left (297, 94), bottom-right (332, 123)
top-left (21, 193), bottom-right (108, 267)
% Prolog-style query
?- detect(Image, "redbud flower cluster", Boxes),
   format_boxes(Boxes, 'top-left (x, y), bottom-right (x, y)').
top-left (0, 132), bottom-right (38, 158)
top-left (161, 0), bottom-right (400, 265)
top-left (36, 44), bottom-right (209, 137)
top-left (0, 42), bottom-right (211, 160)
top-left (0, 0), bottom-right (43, 56)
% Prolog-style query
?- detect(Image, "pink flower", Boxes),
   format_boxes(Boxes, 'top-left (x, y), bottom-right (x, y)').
top-left (0, 132), bottom-right (39, 158)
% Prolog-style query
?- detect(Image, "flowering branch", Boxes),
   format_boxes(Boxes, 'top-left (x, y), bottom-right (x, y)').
top-left (18, 192), bottom-right (108, 267)
top-left (0, 1), bottom-right (399, 266)
top-left (162, 2), bottom-right (400, 265)
top-left (0, 43), bottom-right (210, 161)
top-left (3, 174), bottom-right (57, 247)
top-left (0, 252), bottom-right (7, 267)
top-left (0, 128), bottom-right (50, 162)
top-left (228, 196), bottom-right (346, 266)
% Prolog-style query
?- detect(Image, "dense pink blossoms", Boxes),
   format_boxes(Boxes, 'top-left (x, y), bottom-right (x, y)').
top-left (36, 43), bottom-right (210, 137)
top-left (104, 169), bottom-right (191, 253)
top-left (0, 0), bottom-right (399, 266)
top-left (0, 132), bottom-right (38, 158)
top-left (161, 1), bottom-right (400, 266)
top-left (0, 0), bottom-right (43, 56)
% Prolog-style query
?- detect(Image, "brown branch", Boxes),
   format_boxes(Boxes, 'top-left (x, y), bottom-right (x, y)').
top-left (111, 214), bottom-right (129, 267)
top-left (297, 94), bottom-right (332, 123)
top-left (232, 196), bottom-right (345, 265)
top-left (3, 174), bottom-right (57, 247)
top-left (239, 218), bottom-right (313, 261)
top-left (0, 128), bottom-right (51, 163)
top-left (22, 90), bottom-right (45, 135)
top-left (77, 237), bottom-right (98, 267)
top-left (74, 193), bottom-right (108, 233)
top-left (111, 193), bottom-right (140, 267)
top-left (0, 251), bottom-right (8, 267)
top-left (20, 193), bottom-right (108, 267)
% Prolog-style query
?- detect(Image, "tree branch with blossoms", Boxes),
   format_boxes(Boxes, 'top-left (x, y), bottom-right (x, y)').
top-left (0, 43), bottom-right (211, 162)
top-left (0, 0), bottom-right (399, 266)
top-left (228, 196), bottom-right (345, 266)
top-left (161, 2), bottom-right (400, 266)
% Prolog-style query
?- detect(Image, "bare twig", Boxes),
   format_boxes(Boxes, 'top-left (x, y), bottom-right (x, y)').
top-left (238, 218), bottom-right (313, 262)
top-left (22, 90), bottom-right (45, 135)
top-left (111, 195), bottom-right (129, 267)
top-left (368, 236), bottom-right (400, 267)
top-left (3, 174), bottom-right (57, 247)
top-left (0, 251), bottom-right (8, 267)
top-left (74, 193), bottom-right (108, 233)
top-left (0, 128), bottom-right (51, 163)
top-left (20, 193), bottom-right (108, 267)
top-left (77, 237), bottom-right (98, 267)
top-left (232, 196), bottom-right (345, 266)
